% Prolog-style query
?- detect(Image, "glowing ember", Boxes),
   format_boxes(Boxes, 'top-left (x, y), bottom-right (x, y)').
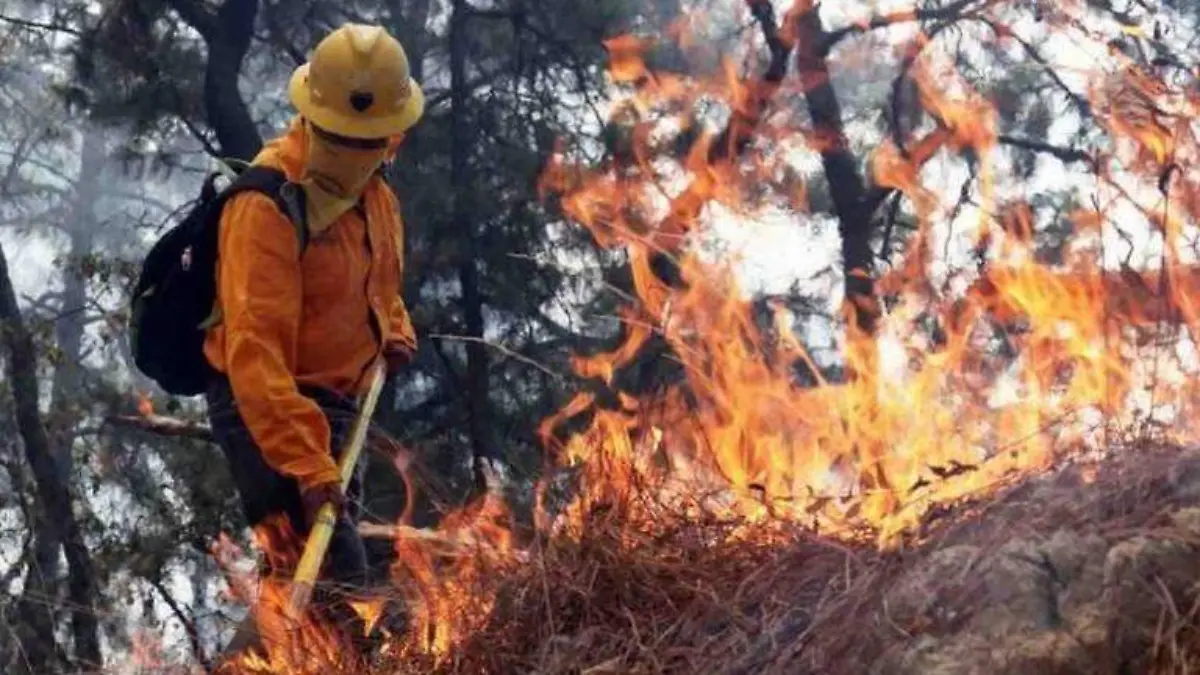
top-left (137, 391), bottom-right (154, 417)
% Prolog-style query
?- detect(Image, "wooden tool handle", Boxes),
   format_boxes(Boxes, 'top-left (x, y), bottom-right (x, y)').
top-left (287, 362), bottom-right (387, 616)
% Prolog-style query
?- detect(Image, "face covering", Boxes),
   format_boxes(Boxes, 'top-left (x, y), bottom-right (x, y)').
top-left (299, 121), bottom-right (391, 232)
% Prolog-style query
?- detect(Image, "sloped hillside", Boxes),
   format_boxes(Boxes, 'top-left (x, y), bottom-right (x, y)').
top-left (369, 442), bottom-right (1200, 675)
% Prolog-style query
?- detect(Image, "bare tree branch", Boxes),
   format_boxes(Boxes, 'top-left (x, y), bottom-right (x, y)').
top-left (357, 522), bottom-right (531, 562)
top-left (425, 72), bottom-right (508, 111)
top-left (176, 113), bottom-right (222, 159)
top-left (104, 415), bottom-right (214, 442)
top-left (710, 0), bottom-right (790, 157)
top-left (103, 413), bottom-right (463, 522)
top-left (878, 190), bottom-right (904, 264)
top-left (0, 526), bottom-right (34, 592)
top-left (974, 17), bottom-right (1093, 121)
top-left (465, 7), bottom-right (518, 21)
top-left (147, 577), bottom-right (210, 671)
top-left (0, 12), bottom-right (82, 37)
top-left (823, 0), bottom-right (994, 54)
top-left (997, 133), bottom-right (1096, 166)
top-left (646, 0), bottom-right (794, 258)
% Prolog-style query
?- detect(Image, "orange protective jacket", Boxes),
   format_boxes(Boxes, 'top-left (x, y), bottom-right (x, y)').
top-left (203, 119), bottom-right (416, 492)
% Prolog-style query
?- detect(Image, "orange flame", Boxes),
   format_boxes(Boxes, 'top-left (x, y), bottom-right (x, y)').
top-left (533, 4), bottom-right (1200, 546)
top-left (388, 488), bottom-right (519, 659)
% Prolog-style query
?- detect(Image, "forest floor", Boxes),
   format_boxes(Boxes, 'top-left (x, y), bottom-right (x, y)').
top-left (361, 439), bottom-right (1200, 675)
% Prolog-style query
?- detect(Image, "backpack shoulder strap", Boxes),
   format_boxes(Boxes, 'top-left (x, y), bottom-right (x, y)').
top-left (218, 165), bottom-right (310, 254)
top-left (196, 166), bottom-right (312, 331)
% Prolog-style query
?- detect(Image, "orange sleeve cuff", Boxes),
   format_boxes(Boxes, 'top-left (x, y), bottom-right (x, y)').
top-left (216, 192), bottom-right (339, 492)
top-left (387, 296), bottom-right (417, 355)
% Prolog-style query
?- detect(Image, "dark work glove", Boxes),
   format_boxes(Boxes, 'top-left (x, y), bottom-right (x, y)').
top-left (300, 481), bottom-right (346, 531)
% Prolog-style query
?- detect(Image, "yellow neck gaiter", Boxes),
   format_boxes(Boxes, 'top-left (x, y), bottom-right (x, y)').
top-left (299, 122), bottom-right (390, 232)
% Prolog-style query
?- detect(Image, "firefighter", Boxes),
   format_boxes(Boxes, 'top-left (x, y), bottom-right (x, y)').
top-left (202, 22), bottom-right (422, 658)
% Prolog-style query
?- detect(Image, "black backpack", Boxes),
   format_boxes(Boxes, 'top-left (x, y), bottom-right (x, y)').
top-left (129, 163), bottom-right (309, 397)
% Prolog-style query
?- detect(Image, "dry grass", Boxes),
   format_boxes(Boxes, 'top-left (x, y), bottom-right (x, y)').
top-left (215, 441), bottom-right (1200, 675)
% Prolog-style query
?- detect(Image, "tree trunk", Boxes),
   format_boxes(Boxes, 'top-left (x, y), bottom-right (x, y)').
top-left (168, 0), bottom-right (263, 160)
top-left (378, 0), bottom-right (433, 425)
top-left (1, 239), bottom-right (100, 671)
top-left (385, 0), bottom-right (432, 83)
top-left (793, 5), bottom-right (879, 339)
top-left (207, 0), bottom-right (262, 160)
top-left (791, 4), bottom-right (891, 505)
top-left (55, 127), bottom-right (105, 669)
top-left (450, 0), bottom-right (493, 482)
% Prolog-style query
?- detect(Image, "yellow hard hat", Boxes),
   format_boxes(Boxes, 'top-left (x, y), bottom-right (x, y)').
top-left (288, 23), bottom-right (425, 139)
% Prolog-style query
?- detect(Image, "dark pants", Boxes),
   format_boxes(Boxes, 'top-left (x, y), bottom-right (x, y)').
top-left (205, 375), bottom-right (371, 647)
